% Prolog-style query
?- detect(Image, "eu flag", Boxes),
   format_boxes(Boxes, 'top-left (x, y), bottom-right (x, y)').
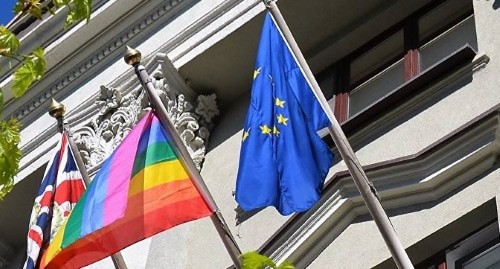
top-left (235, 12), bottom-right (334, 216)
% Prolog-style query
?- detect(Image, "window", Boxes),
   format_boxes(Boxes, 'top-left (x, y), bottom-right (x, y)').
top-left (460, 244), bottom-right (500, 269)
top-left (449, 223), bottom-right (500, 269)
top-left (349, 31), bottom-right (405, 116)
top-left (416, 222), bottom-right (500, 269)
top-left (320, 0), bottom-right (477, 122)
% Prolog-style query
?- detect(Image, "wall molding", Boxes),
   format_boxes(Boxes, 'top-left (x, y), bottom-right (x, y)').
top-left (13, 0), bottom-right (263, 181)
top-left (5, 0), bottom-right (262, 126)
top-left (17, 53), bottom-right (218, 180)
top-left (7, 0), bottom-right (188, 123)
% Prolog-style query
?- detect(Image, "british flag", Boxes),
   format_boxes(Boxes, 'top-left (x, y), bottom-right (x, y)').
top-left (24, 132), bottom-right (86, 269)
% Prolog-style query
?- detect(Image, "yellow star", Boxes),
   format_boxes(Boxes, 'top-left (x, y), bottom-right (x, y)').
top-left (275, 98), bottom-right (285, 108)
top-left (277, 114), bottom-right (288, 126)
top-left (260, 124), bottom-right (272, 135)
top-left (273, 125), bottom-right (280, 137)
top-left (253, 67), bottom-right (261, 80)
top-left (242, 128), bottom-right (250, 142)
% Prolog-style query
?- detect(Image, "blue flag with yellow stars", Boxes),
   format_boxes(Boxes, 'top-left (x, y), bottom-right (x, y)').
top-left (235, 12), bottom-right (334, 216)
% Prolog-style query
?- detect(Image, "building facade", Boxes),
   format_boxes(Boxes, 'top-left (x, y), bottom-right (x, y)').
top-left (0, 0), bottom-right (499, 268)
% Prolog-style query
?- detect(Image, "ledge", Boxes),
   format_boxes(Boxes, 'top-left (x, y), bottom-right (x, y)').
top-left (329, 44), bottom-right (478, 146)
top-left (261, 103), bottom-right (500, 267)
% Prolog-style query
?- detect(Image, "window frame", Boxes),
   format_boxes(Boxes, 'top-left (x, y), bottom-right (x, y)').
top-left (324, 0), bottom-right (475, 123)
top-left (415, 221), bottom-right (500, 269)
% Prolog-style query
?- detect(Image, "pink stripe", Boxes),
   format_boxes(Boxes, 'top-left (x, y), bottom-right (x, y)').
top-left (102, 111), bottom-right (153, 225)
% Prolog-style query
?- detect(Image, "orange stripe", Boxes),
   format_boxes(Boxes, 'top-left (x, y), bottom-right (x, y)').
top-left (125, 179), bottom-right (204, 220)
top-left (42, 180), bottom-right (211, 268)
top-left (42, 197), bottom-right (211, 269)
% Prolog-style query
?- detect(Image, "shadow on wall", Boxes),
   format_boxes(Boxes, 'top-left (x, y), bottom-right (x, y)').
top-left (325, 71), bottom-right (474, 169)
top-left (205, 92), bottom-right (250, 151)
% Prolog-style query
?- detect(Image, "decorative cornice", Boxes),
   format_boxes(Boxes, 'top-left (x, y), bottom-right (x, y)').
top-left (6, 0), bottom-right (262, 126)
top-left (70, 54), bottom-right (219, 173)
top-left (10, 0), bottom-right (186, 123)
top-left (72, 85), bottom-right (144, 171)
top-left (163, 0), bottom-right (262, 65)
top-left (17, 52), bottom-right (218, 182)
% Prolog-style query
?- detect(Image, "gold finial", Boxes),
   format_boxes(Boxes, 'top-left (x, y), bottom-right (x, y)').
top-left (124, 46), bottom-right (142, 65)
top-left (49, 98), bottom-right (66, 118)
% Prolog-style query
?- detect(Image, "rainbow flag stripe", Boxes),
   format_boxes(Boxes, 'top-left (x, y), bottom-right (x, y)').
top-left (41, 111), bottom-right (212, 269)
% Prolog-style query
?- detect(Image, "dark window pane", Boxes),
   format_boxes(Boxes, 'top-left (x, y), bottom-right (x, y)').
top-left (419, 0), bottom-right (472, 44)
top-left (349, 58), bottom-right (404, 116)
top-left (350, 30), bottom-right (404, 86)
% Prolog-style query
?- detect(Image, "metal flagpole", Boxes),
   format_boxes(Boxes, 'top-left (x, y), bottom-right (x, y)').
top-left (48, 99), bottom-right (129, 269)
top-left (263, 1), bottom-right (414, 268)
top-left (124, 47), bottom-right (242, 268)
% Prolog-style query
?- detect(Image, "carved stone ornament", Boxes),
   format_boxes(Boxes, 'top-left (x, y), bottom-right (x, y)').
top-left (73, 69), bottom-right (219, 172)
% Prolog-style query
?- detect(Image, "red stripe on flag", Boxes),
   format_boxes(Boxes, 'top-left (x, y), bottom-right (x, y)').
top-left (42, 197), bottom-right (212, 269)
top-left (28, 229), bottom-right (43, 246)
top-left (54, 180), bottom-right (85, 205)
top-left (39, 190), bottom-right (54, 208)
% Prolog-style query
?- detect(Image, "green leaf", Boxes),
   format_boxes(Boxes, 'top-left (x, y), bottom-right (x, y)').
top-left (64, 0), bottom-right (92, 28)
top-left (0, 26), bottom-right (20, 56)
top-left (12, 62), bottom-right (35, 97)
top-left (14, 0), bottom-right (44, 20)
top-left (0, 179), bottom-right (14, 201)
top-left (277, 261), bottom-right (295, 269)
top-left (13, 1), bottom-right (24, 14)
top-left (30, 47), bottom-right (46, 76)
top-left (80, 0), bottom-right (92, 21)
top-left (0, 118), bottom-right (21, 201)
top-left (52, 0), bottom-right (68, 8)
top-left (241, 251), bottom-right (277, 269)
top-left (26, 0), bottom-right (43, 20)
top-left (11, 48), bottom-right (45, 97)
top-left (29, 6), bottom-right (43, 20)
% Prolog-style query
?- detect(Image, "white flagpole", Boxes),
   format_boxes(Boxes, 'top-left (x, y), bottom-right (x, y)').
top-left (48, 99), bottom-right (129, 269)
top-left (124, 47), bottom-right (242, 268)
top-left (263, 1), bottom-right (414, 268)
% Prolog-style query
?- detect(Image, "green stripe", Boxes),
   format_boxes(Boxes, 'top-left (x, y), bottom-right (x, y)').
top-left (61, 190), bottom-right (87, 248)
top-left (132, 142), bottom-right (177, 176)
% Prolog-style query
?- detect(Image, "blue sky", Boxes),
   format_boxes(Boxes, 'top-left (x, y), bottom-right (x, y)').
top-left (1, 0), bottom-right (18, 25)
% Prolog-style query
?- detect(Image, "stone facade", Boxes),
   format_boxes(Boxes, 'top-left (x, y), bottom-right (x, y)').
top-left (0, 0), bottom-right (499, 268)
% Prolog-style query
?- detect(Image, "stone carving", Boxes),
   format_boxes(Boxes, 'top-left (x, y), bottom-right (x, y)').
top-left (73, 86), bottom-right (145, 169)
top-left (73, 70), bottom-right (218, 172)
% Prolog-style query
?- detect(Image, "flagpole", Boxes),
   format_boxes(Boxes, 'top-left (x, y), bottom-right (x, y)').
top-left (48, 99), bottom-right (129, 269)
top-left (262, 1), bottom-right (414, 268)
top-left (124, 47), bottom-right (242, 268)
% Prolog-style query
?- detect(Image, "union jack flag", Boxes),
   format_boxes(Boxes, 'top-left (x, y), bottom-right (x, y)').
top-left (24, 132), bottom-right (86, 269)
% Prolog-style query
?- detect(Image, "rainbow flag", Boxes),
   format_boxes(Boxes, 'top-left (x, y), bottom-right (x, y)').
top-left (40, 111), bottom-right (213, 269)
